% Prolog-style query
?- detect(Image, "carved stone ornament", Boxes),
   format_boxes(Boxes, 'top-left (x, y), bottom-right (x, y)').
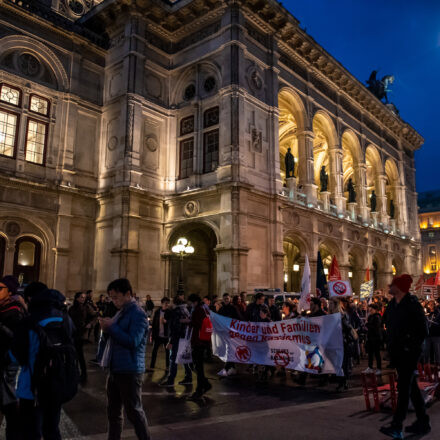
top-left (251, 128), bottom-right (262, 153)
top-left (184, 200), bottom-right (199, 217)
top-left (5, 221), bottom-right (20, 237)
top-left (246, 65), bottom-right (263, 93)
top-left (108, 136), bottom-right (118, 151)
top-left (145, 134), bottom-right (158, 152)
top-left (18, 53), bottom-right (40, 77)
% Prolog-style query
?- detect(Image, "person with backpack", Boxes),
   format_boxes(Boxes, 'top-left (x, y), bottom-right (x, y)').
top-left (99, 278), bottom-right (150, 440)
top-left (13, 287), bottom-right (78, 440)
top-left (0, 276), bottom-right (25, 440)
top-left (188, 293), bottom-right (212, 400)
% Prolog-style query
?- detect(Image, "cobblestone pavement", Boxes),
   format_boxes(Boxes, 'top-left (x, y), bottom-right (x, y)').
top-left (2, 343), bottom-right (439, 439)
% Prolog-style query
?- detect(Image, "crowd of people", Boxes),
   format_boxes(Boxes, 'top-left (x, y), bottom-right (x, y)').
top-left (0, 272), bottom-right (439, 440)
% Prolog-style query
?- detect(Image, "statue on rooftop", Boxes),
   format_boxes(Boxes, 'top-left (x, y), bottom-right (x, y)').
top-left (370, 190), bottom-right (377, 212)
top-left (285, 147), bottom-right (295, 178)
top-left (320, 166), bottom-right (328, 192)
top-left (347, 178), bottom-right (356, 203)
top-left (366, 70), bottom-right (394, 104)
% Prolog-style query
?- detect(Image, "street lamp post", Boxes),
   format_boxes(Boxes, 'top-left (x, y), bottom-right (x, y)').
top-left (171, 237), bottom-right (194, 296)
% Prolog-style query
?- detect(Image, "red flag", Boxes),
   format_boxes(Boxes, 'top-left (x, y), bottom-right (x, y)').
top-left (414, 275), bottom-right (424, 291)
top-left (365, 268), bottom-right (371, 282)
top-left (435, 271), bottom-right (440, 286)
top-left (328, 255), bottom-right (341, 281)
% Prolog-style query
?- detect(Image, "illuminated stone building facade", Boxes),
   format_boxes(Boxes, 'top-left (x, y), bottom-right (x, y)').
top-left (0, 0), bottom-right (422, 298)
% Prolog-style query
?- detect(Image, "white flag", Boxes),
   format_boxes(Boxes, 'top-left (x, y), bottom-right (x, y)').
top-left (328, 280), bottom-right (353, 298)
top-left (299, 255), bottom-right (311, 311)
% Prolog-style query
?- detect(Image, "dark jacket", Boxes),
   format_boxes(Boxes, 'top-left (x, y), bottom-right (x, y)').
top-left (168, 304), bottom-right (191, 341)
top-left (13, 289), bottom-right (74, 400)
top-left (151, 307), bottom-right (171, 340)
top-left (366, 312), bottom-right (382, 342)
top-left (384, 294), bottom-right (428, 362)
top-left (68, 302), bottom-right (96, 340)
top-left (107, 300), bottom-right (148, 374)
top-left (218, 303), bottom-right (239, 319)
top-left (245, 302), bottom-right (262, 322)
top-left (428, 307), bottom-right (440, 337)
top-left (190, 304), bottom-right (210, 347)
top-left (269, 304), bottom-right (282, 322)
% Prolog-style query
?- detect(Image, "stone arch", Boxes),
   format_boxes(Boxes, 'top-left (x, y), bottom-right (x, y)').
top-left (0, 35), bottom-right (69, 91)
top-left (278, 88), bottom-right (307, 184)
top-left (392, 255), bottom-right (404, 276)
top-left (341, 130), bottom-right (362, 185)
top-left (366, 144), bottom-right (384, 213)
top-left (371, 252), bottom-right (386, 290)
top-left (318, 237), bottom-right (342, 272)
top-left (283, 229), bottom-right (310, 292)
top-left (166, 221), bottom-right (219, 297)
top-left (312, 111), bottom-right (338, 196)
top-left (348, 245), bottom-right (366, 294)
top-left (171, 61), bottom-right (222, 105)
top-left (385, 158), bottom-right (400, 218)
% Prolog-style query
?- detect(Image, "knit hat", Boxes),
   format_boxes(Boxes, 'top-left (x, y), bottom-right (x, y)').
top-left (0, 275), bottom-right (20, 295)
top-left (390, 274), bottom-right (413, 293)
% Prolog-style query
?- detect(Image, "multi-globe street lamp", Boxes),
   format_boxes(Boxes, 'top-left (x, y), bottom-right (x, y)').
top-left (171, 237), bottom-right (194, 295)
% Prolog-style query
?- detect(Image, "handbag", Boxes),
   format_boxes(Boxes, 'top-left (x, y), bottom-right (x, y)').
top-left (176, 328), bottom-right (193, 364)
top-left (199, 308), bottom-right (213, 342)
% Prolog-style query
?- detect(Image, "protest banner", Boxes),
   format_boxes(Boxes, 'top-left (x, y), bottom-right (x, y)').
top-left (360, 280), bottom-right (374, 300)
top-left (210, 312), bottom-right (344, 376)
top-left (328, 280), bottom-right (353, 298)
top-left (299, 254), bottom-right (311, 311)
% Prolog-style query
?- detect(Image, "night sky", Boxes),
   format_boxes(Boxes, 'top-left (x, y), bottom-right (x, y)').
top-left (283, 0), bottom-right (440, 193)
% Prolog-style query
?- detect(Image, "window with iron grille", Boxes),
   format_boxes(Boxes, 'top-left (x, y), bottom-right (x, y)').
top-left (180, 116), bottom-right (194, 136)
top-left (203, 106), bottom-right (219, 128)
top-left (29, 94), bottom-right (50, 116)
top-left (0, 109), bottom-right (19, 158)
top-left (0, 84), bottom-right (21, 107)
top-left (203, 130), bottom-right (219, 173)
top-left (179, 138), bottom-right (194, 179)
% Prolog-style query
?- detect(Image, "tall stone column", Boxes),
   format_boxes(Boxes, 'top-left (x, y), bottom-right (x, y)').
top-left (377, 174), bottom-right (389, 224)
top-left (329, 147), bottom-right (345, 213)
top-left (297, 130), bottom-right (317, 204)
top-left (355, 163), bottom-right (368, 222)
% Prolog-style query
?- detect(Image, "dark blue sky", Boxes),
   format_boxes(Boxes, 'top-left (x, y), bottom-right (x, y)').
top-left (283, 0), bottom-right (440, 192)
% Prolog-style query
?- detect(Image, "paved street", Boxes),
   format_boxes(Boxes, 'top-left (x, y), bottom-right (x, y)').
top-left (3, 343), bottom-right (437, 440)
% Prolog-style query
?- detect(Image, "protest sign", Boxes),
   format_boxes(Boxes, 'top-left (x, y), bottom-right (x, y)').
top-left (211, 312), bottom-right (344, 376)
top-left (360, 280), bottom-right (374, 300)
top-left (328, 280), bottom-right (353, 298)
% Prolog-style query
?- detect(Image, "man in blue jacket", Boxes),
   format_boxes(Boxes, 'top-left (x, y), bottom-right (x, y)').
top-left (99, 278), bottom-right (150, 440)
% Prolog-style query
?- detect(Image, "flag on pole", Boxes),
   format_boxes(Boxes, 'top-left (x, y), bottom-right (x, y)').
top-left (316, 251), bottom-right (329, 299)
top-left (365, 268), bottom-right (371, 282)
top-left (414, 274), bottom-right (424, 292)
top-left (299, 255), bottom-right (311, 311)
top-left (360, 280), bottom-right (374, 300)
top-left (328, 256), bottom-right (341, 281)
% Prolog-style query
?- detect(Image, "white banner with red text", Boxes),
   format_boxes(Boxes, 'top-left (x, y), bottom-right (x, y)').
top-left (210, 312), bottom-right (344, 376)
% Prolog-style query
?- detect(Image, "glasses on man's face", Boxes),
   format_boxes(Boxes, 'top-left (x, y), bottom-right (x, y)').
top-left (0, 285), bottom-right (8, 291)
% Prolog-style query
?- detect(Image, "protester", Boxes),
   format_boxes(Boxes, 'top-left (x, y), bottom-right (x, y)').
top-left (68, 291), bottom-right (97, 383)
top-left (232, 295), bottom-right (245, 320)
top-left (217, 293), bottom-right (239, 376)
top-left (144, 295), bottom-right (155, 319)
top-left (363, 303), bottom-right (382, 375)
top-left (267, 296), bottom-right (282, 321)
top-left (0, 275), bottom-right (25, 440)
top-left (148, 297), bottom-right (171, 372)
top-left (239, 292), bottom-right (247, 314)
top-left (424, 298), bottom-right (440, 364)
top-left (309, 297), bottom-right (326, 317)
top-left (14, 287), bottom-right (77, 440)
top-left (100, 278), bottom-right (150, 440)
top-left (188, 293), bottom-right (212, 399)
top-left (282, 301), bottom-right (299, 319)
top-left (380, 274), bottom-right (430, 439)
top-left (245, 292), bottom-right (265, 321)
top-left (160, 294), bottom-right (192, 387)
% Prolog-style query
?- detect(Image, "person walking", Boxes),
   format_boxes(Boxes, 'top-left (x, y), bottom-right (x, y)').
top-left (217, 293), bottom-right (239, 376)
top-left (160, 294), bottom-right (193, 387)
top-left (68, 291), bottom-right (97, 383)
top-left (14, 287), bottom-right (78, 440)
top-left (148, 297), bottom-right (171, 372)
top-left (188, 294), bottom-right (212, 399)
top-left (363, 303), bottom-right (382, 375)
top-left (380, 274), bottom-right (430, 439)
top-left (0, 276), bottom-right (25, 440)
top-left (144, 295), bottom-right (155, 320)
top-left (100, 278), bottom-right (150, 440)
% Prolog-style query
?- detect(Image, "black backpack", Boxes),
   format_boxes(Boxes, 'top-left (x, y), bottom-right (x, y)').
top-left (32, 315), bottom-right (80, 405)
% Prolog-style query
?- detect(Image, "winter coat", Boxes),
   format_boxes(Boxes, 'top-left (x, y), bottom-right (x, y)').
top-left (218, 303), bottom-right (239, 319)
top-left (269, 304), bottom-right (282, 322)
top-left (68, 302), bottom-right (96, 340)
top-left (245, 302), bottom-right (262, 322)
top-left (107, 300), bottom-right (148, 374)
top-left (13, 289), bottom-right (75, 401)
top-left (151, 307), bottom-right (171, 340)
top-left (428, 307), bottom-right (440, 337)
top-left (168, 304), bottom-right (191, 341)
top-left (366, 312), bottom-right (382, 343)
top-left (384, 294), bottom-right (428, 362)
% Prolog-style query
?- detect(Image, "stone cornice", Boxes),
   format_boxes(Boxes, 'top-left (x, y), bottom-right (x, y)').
top-left (241, 0), bottom-right (423, 150)
top-left (0, 0), bottom-right (108, 52)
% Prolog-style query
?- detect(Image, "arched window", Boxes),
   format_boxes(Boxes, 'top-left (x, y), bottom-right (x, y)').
top-left (13, 236), bottom-right (41, 284)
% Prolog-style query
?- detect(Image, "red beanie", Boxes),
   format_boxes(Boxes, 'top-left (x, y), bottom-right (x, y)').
top-left (391, 274), bottom-right (413, 293)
